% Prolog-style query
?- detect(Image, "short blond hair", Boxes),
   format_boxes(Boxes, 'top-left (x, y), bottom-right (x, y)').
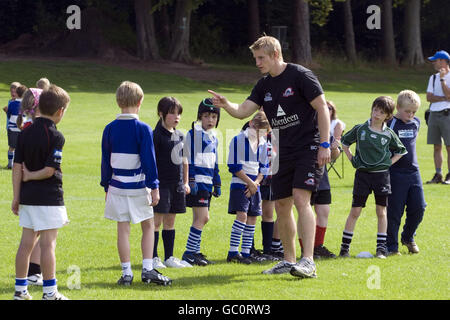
top-left (10, 82), bottom-right (21, 90)
top-left (249, 36), bottom-right (283, 61)
top-left (36, 78), bottom-right (50, 90)
top-left (397, 90), bottom-right (421, 109)
top-left (116, 81), bottom-right (144, 109)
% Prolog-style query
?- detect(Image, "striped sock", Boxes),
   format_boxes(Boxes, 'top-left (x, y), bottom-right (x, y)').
top-left (341, 230), bottom-right (354, 251)
top-left (241, 224), bottom-right (256, 257)
top-left (185, 226), bottom-right (202, 254)
top-left (15, 278), bottom-right (28, 293)
top-left (229, 220), bottom-right (246, 255)
top-left (377, 233), bottom-right (387, 252)
top-left (8, 151), bottom-right (14, 167)
top-left (43, 279), bottom-right (57, 295)
top-left (272, 238), bottom-right (283, 253)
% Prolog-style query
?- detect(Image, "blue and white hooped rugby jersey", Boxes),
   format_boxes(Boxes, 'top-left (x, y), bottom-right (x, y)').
top-left (185, 123), bottom-right (221, 192)
top-left (101, 113), bottom-right (159, 196)
top-left (7, 99), bottom-right (22, 132)
top-left (227, 128), bottom-right (270, 190)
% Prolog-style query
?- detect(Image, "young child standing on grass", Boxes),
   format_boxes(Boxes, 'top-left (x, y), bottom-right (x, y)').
top-left (12, 84), bottom-right (70, 300)
top-left (3, 82), bottom-right (21, 132)
top-left (6, 84), bottom-right (27, 169)
top-left (386, 90), bottom-right (426, 255)
top-left (181, 98), bottom-right (221, 266)
top-left (340, 96), bottom-right (407, 259)
top-left (152, 96), bottom-right (192, 269)
top-left (226, 111), bottom-right (270, 264)
top-left (101, 81), bottom-right (171, 286)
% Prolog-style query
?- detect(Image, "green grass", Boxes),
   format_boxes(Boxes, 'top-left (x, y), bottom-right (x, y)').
top-left (0, 59), bottom-right (448, 300)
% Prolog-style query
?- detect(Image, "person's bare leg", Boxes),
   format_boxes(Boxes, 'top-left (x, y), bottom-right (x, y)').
top-left (39, 229), bottom-right (58, 281)
top-left (274, 197), bottom-right (296, 263)
top-left (117, 222), bottom-right (131, 263)
top-left (15, 228), bottom-right (38, 279)
top-left (293, 188), bottom-right (315, 259)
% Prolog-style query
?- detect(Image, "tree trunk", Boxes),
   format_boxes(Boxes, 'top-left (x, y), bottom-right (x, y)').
top-left (134, 0), bottom-right (160, 60)
top-left (247, 0), bottom-right (260, 44)
top-left (291, 0), bottom-right (312, 65)
top-left (381, 0), bottom-right (396, 65)
top-left (169, 0), bottom-right (192, 63)
top-left (343, 0), bottom-right (357, 63)
top-left (160, 4), bottom-right (171, 52)
top-left (403, 0), bottom-right (424, 65)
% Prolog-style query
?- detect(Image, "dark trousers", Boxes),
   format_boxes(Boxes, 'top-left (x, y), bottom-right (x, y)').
top-left (387, 170), bottom-right (426, 252)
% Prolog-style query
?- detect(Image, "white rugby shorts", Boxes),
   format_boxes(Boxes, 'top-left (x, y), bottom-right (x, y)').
top-left (104, 193), bottom-right (154, 224)
top-left (19, 205), bottom-right (69, 231)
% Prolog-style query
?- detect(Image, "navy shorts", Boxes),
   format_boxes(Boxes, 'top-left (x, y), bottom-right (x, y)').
top-left (260, 184), bottom-right (274, 201)
top-left (228, 189), bottom-right (262, 216)
top-left (186, 190), bottom-right (212, 208)
top-left (310, 189), bottom-right (331, 205)
top-left (154, 183), bottom-right (186, 214)
top-left (8, 130), bottom-right (19, 148)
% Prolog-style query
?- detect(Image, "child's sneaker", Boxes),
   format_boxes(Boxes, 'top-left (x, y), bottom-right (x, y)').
top-left (262, 260), bottom-right (295, 274)
top-left (290, 257), bottom-right (317, 279)
top-left (339, 248), bottom-right (350, 258)
top-left (28, 273), bottom-right (43, 286)
top-left (313, 245), bottom-right (337, 259)
top-left (164, 256), bottom-right (189, 268)
top-left (117, 274), bottom-right (133, 286)
top-left (197, 252), bottom-right (214, 265)
top-left (227, 253), bottom-right (252, 264)
top-left (42, 291), bottom-right (69, 300)
top-left (375, 249), bottom-right (387, 259)
top-left (152, 257), bottom-right (167, 269)
top-left (182, 252), bottom-right (208, 266)
top-left (401, 240), bottom-right (420, 254)
top-left (141, 268), bottom-right (172, 286)
top-left (13, 291), bottom-right (32, 300)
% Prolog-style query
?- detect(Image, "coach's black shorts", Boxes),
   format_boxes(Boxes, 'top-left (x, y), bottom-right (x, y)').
top-left (186, 190), bottom-right (212, 208)
top-left (154, 183), bottom-right (186, 214)
top-left (310, 189), bottom-right (331, 205)
top-left (352, 170), bottom-right (390, 207)
top-left (271, 152), bottom-right (323, 200)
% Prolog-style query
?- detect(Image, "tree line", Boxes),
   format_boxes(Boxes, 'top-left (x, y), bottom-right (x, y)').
top-left (0, 0), bottom-right (448, 66)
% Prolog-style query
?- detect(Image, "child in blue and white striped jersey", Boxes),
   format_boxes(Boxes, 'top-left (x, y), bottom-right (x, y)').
top-left (101, 81), bottom-right (171, 286)
top-left (181, 98), bottom-right (221, 266)
top-left (226, 111), bottom-right (270, 264)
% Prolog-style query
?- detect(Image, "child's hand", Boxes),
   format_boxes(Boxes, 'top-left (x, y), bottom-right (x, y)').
top-left (11, 199), bottom-right (19, 216)
top-left (189, 180), bottom-right (198, 195)
top-left (3, 106), bottom-right (7, 113)
top-left (150, 188), bottom-right (160, 207)
top-left (212, 185), bottom-right (221, 198)
top-left (245, 181), bottom-right (258, 198)
top-left (184, 183), bottom-right (191, 195)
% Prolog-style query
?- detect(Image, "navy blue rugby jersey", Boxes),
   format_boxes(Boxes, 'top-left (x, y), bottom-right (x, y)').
top-left (387, 116), bottom-right (420, 172)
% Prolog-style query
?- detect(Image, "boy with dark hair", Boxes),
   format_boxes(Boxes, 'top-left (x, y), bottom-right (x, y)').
top-left (12, 84), bottom-right (70, 300)
top-left (340, 96), bottom-right (407, 259)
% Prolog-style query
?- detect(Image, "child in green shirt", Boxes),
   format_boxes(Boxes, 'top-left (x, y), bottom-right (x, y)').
top-left (340, 96), bottom-right (407, 259)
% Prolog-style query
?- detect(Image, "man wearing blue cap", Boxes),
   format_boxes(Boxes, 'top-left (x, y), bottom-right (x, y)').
top-left (426, 50), bottom-right (450, 185)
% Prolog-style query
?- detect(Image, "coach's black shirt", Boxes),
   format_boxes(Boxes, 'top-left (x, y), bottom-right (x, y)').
top-left (153, 120), bottom-right (184, 187)
top-left (248, 63), bottom-right (323, 160)
top-left (14, 117), bottom-right (65, 206)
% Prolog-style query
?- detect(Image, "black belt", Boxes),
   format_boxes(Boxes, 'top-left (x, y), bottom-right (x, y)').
top-left (434, 109), bottom-right (449, 115)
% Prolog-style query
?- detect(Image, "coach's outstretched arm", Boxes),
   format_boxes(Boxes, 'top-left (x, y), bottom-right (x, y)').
top-left (208, 89), bottom-right (259, 120)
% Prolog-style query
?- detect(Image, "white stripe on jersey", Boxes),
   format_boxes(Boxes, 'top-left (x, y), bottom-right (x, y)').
top-left (111, 153), bottom-right (141, 170)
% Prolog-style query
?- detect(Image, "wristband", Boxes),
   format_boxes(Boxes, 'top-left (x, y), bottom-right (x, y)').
top-left (319, 142), bottom-right (330, 148)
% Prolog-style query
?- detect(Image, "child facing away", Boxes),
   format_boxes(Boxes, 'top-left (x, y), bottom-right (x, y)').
top-left (6, 84), bottom-right (27, 169)
top-left (386, 90), bottom-right (426, 255)
top-left (100, 81), bottom-right (172, 286)
top-left (181, 98), bottom-right (221, 266)
top-left (340, 96), bottom-right (407, 259)
top-left (17, 88), bottom-right (43, 130)
top-left (152, 96), bottom-right (192, 269)
top-left (12, 84), bottom-right (70, 300)
top-left (226, 110), bottom-right (270, 264)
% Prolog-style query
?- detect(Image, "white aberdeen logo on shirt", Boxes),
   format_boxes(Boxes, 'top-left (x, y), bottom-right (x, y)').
top-left (277, 104), bottom-right (286, 116)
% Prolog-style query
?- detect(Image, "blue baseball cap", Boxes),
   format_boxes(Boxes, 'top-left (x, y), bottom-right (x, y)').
top-left (428, 50), bottom-right (450, 61)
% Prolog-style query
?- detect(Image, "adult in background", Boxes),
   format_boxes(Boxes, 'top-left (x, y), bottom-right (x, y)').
top-left (208, 36), bottom-right (330, 279)
top-left (426, 50), bottom-right (450, 185)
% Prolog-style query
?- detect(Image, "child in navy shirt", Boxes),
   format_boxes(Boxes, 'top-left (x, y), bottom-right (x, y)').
top-left (6, 85), bottom-right (27, 169)
top-left (226, 111), bottom-right (270, 264)
top-left (152, 96), bottom-right (191, 268)
top-left (101, 81), bottom-right (171, 286)
top-left (387, 90), bottom-right (426, 255)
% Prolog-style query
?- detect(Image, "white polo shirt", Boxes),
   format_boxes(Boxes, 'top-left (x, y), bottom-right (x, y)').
top-left (427, 72), bottom-right (450, 112)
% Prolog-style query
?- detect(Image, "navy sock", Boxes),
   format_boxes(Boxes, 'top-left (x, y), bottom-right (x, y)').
top-left (162, 229), bottom-right (175, 261)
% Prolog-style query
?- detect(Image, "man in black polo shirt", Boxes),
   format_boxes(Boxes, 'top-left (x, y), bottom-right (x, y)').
top-left (209, 36), bottom-right (330, 278)
top-left (12, 84), bottom-right (70, 300)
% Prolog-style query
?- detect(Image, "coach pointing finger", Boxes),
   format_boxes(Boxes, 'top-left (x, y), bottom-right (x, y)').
top-left (208, 36), bottom-right (330, 278)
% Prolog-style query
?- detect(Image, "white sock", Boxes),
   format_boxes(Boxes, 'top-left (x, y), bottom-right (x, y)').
top-left (142, 259), bottom-right (153, 271)
top-left (121, 262), bottom-right (133, 276)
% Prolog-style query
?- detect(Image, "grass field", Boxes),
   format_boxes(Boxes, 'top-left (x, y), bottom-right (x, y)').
top-left (0, 59), bottom-right (448, 301)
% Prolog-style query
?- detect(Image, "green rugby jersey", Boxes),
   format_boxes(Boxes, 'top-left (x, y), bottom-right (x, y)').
top-left (342, 119), bottom-right (407, 172)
